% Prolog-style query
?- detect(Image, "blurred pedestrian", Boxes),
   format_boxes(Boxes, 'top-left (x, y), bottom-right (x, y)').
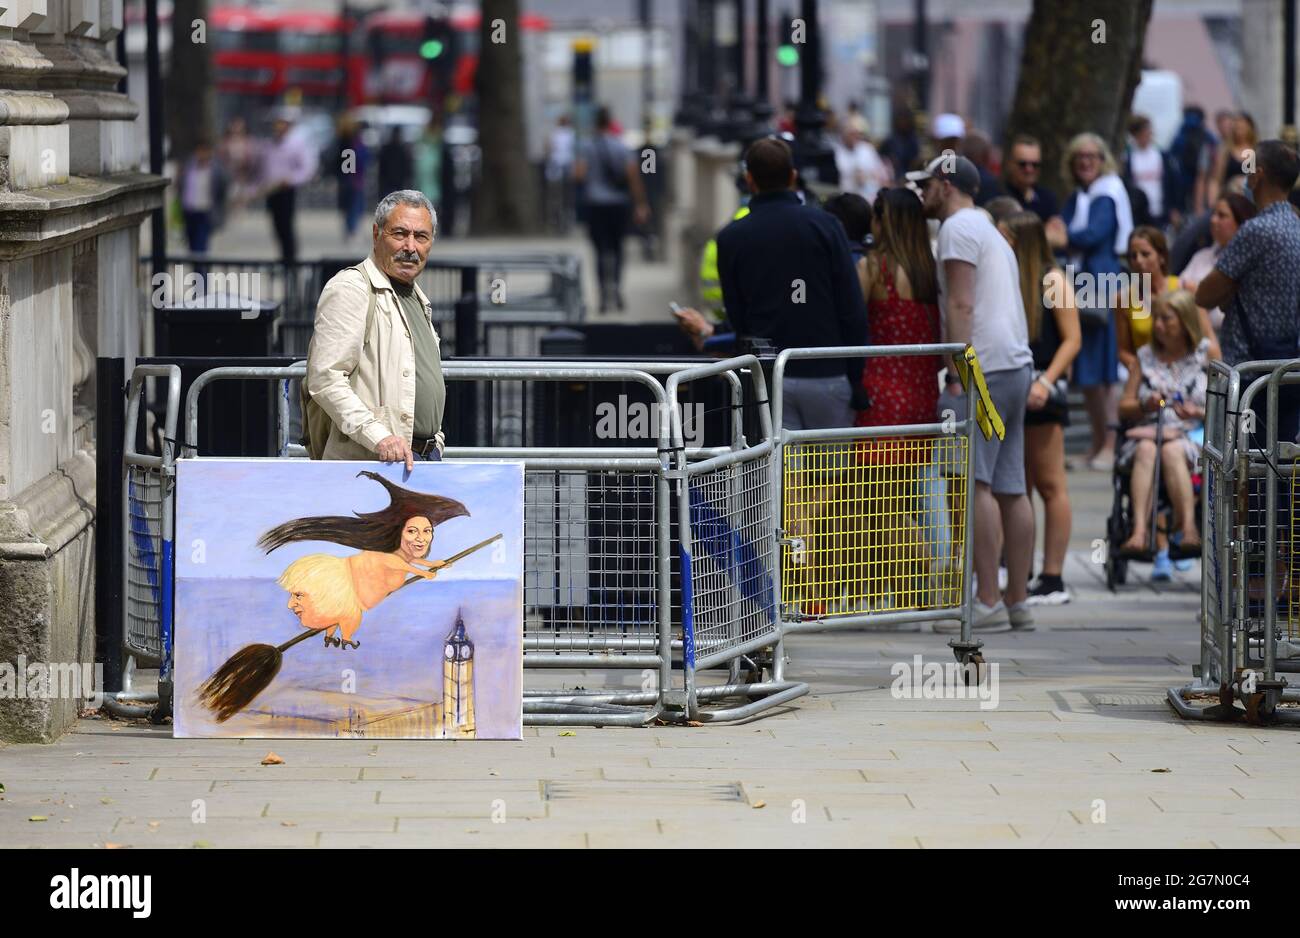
top-left (911, 153), bottom-right (1036, 631)
top-left (880, 104), bottom-right (920, 176)
top-left (259, 109), bottom-right (319, 264)
top-left (1061, 132), bottom-right (1133, 470)
top-left (412, 115), bottom-right (444, 210)
top-left (1124, 115), bottom-right (1178, 228)
top-left (999, 211), bottom-right (1081, 605)
top-left (833, 121), bottom-right (891, 204)
top-left (1002, 135), bottom-right (1064, 246)
top-left (219, 115), bottom-right (261, 211)
top-left (178, 138), bottom-right (226, 255)
top-left (1169, 105), bottom-right (1217, 217)
top-left (961, 131), bottom-right (1004, 207)
top-left (1209, 111), bottom-right (1257, 208)
top-left (333, 114), bottom-right (369, 239)
top-left (929, 112), bottom-right (965, 161)
top-left (378, 126), bottom-right (413, 201)
top-left (544, 114), bottom-right (575, 233)
top-left (1180, 194), bottom-right (1256, 332)
top-left (574, 106), bottom-right (650, 312)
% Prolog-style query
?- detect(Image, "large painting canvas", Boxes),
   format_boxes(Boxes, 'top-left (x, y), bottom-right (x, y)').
top-left (173, 460), bottom-right (524, 739)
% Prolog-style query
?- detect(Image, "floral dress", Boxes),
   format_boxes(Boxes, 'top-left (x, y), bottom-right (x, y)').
top-left (1118, 337), bottom-right (1210, 470)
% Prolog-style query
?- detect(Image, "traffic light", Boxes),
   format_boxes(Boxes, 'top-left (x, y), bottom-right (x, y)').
top-left (777, 11), bottom-right (799, 67)
top-left (422, 15), bottom-right (449, 60)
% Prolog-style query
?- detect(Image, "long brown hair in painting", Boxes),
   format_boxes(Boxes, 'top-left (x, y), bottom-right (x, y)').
top-left (258, 471), bottom-right (470, 552)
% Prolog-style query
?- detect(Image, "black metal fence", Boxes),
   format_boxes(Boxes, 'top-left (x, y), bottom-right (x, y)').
top-left (143, 252), bottom-right (585, 360)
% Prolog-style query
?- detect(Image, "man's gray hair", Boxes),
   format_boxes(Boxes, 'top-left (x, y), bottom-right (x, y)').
top-left (375, 190), bottom-right (437, 236)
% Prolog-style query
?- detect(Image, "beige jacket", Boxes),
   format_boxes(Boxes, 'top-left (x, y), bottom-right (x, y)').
top-left (305, 254), bottom-right (445, 459)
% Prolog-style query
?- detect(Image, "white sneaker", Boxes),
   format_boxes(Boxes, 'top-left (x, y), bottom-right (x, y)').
top-left (932, 600), bottom-right (1012, 634)
top-left (1007, 601), bottom-right (1035, 631)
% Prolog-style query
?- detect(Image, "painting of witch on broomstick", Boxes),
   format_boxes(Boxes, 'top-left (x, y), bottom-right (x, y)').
top-left (173, 461), bottom-right (524, 740)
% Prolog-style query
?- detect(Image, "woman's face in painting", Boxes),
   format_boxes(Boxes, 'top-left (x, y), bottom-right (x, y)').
top-left (400, 516), bottom-right (434, 559)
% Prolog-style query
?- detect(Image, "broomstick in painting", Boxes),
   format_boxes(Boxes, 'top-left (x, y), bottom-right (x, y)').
top-left (197, 471), bottom-right (501, 722)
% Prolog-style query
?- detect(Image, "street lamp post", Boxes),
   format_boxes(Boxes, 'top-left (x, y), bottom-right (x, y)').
top-left (1285, 0), bottom-right (1297, 146)
top-left (793, 0), bottom-right (837, 186)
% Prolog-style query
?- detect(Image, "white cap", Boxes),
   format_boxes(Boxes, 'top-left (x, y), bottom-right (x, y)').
top-left (932, 113), bottom-right (965, 140)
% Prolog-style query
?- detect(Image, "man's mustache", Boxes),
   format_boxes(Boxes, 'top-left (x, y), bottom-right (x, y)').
top-left (395, 251), bottom-right (421, 263)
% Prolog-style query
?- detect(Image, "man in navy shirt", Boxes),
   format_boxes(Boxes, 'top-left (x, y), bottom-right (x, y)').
top-left (1196, 139), bottom-right (1300, 441)
top-left (714, 137), bottom-right (869, 430)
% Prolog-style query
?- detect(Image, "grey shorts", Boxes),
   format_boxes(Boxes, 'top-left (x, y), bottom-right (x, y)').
top-left (781, 375), bottom-right (855, 431)
top-left (973, 365), bottom-right (1031, 495)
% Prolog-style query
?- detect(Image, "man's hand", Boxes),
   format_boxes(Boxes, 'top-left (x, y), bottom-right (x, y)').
top-left (376, 434), bottom-right (414, 472)
top-left (634, 202), bottom-right (651, 227)
top-left (672, 306), bottom-right (715, 351)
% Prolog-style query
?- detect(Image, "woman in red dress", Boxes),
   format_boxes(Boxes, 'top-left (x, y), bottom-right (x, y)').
top-left (853, 188), bottom-right (945, 612)
top-left (857, 187), bottom-right (942, 434)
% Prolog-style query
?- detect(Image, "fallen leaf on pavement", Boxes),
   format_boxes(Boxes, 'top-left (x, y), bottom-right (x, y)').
top-left (261, 752), bottom-right (284, 766)
top-left (28, 816), bottom-right (47, 822)
top-left (100, 797), bottom-right (113, 805)
top-left (280, 821), bottom-right (297, 827)
top-left (558, 731), bottom-right (576, 737)
top-left (192, 840), bottom-right (212, 849)
top-left (104, 842), bottom-right (126, 849)
top-left (1151, 768), bottom-right (1171, 773)
top-left (148, 821), bottom-right (161, 830)
top-left (752, 801), bottom-right (767, 809)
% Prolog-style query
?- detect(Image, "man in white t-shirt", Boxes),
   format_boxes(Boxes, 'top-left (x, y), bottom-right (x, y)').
top-left (909, 152), bottom-right (1036, 632)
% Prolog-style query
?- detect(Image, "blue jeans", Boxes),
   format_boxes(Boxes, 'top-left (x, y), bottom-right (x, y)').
top-left (414, 449), bottom-right (442, 462)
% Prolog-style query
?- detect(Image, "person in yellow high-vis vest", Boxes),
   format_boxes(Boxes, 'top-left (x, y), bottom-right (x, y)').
top-left (698, 205), bottom-right (750, 323)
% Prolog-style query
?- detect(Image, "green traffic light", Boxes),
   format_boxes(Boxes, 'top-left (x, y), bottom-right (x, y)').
top-left (776, 44), bottom-right (799, 67)
top-left (420, 39), bottom-right (445, 59)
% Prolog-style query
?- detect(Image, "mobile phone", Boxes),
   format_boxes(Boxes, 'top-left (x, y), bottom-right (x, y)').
top-left (669, 302), bottom-right (685, 316)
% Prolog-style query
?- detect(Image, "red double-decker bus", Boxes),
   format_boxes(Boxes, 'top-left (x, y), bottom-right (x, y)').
top-left (211, 6), bottom-right (348, 114)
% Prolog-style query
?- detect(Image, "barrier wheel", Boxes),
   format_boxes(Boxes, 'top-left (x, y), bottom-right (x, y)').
top-left (1244, 692), bottom-right (1275, 725)
top-left (961, 652), bottom-right (985, 687)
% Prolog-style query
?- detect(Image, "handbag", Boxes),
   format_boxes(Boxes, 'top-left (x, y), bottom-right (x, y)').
top-left (1031, 372), bottom-right (1071, 421)
top-left (1075, 303), bottom-right (1111, 330)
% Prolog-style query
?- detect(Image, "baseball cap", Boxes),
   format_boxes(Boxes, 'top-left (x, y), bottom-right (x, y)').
top-left (905, 153), bottom-right (981, 197)
top-left (931, 113), bottom-right (966, 140)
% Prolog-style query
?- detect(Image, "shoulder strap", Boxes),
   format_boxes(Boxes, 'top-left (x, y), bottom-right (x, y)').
top-left (354, 263), bottom-right (383, 407)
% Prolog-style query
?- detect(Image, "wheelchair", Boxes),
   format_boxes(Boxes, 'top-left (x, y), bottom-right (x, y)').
top-left (1104, 409), bottom-right (1203, 592)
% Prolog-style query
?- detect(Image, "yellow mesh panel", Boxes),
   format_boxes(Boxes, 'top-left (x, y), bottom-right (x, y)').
top-left (781, 435), bottom-right (968, 617)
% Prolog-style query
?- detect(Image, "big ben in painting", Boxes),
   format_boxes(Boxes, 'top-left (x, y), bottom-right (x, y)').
top-left (442, 611), bottom-right (475, 739)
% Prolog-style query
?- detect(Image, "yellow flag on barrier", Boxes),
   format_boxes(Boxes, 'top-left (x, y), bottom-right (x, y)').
top-left (955, 347), bottom-right (1005, 442)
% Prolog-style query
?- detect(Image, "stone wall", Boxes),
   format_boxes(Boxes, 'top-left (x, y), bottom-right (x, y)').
top-left (0, 0), bottom-right (165, 742)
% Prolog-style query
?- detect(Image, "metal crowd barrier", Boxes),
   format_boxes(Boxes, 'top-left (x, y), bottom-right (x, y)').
top-left (772, 345), bottom-right (987, 671)
top-left (102, 364), bottom-right (181, 722)
top-left (117, 345), bottom-right (1001, 727)
top-left (1168, 358), bottom-right (1300, 725)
